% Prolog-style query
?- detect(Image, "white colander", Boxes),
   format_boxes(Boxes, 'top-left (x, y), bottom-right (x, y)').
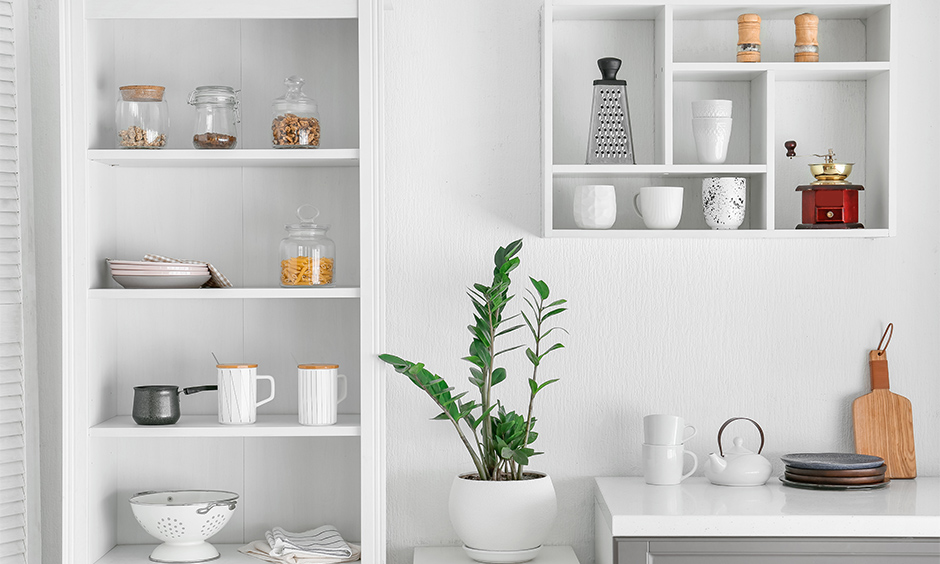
top-left (130, 490), bottom-right (239, 563)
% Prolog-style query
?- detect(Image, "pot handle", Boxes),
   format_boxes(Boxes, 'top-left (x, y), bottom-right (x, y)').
top-left (183, 385), bottom-right (218, 395)
top-left (196, 499), bottom-right (238, 514)
top-left (717, 417), bottom-right (765, 456)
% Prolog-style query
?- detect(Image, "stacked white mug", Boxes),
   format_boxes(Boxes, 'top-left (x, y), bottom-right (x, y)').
top-left (643, 414), bottom-right (698, 485)
top-left (691, 99), bottom-right (733, 164)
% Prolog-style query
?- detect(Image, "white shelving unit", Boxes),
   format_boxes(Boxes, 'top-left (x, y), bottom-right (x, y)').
top-left (542, 0), bottom-right (894, 237)
top-left (60, 1), bottom-right (384, 563)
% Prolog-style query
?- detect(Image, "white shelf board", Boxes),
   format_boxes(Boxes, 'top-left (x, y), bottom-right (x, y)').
top-left (545, 228), bottom-right (891, 239)
top-left (85, 0), bottom-right (358, 19)
top-left (553, 164), bottom-right (767, 178)
top-left (87, 149), bottom-right (360, 168)
top-left (414, 546), bottom-right (579, 564)
top-left (552, 2), bottom-right (664, 21)
top-left (671, 3), bottom-right (890, 21)
top-left (88, 287), bottom-right (361, 299)
top-left (90, 414), bottom-right (362, 438)
top-left (673, 62), bottom-right (890, 82)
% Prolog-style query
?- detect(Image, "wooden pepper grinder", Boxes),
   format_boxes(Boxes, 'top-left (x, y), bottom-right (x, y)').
top-left (736, 14), bottom-right (761, 62)
top-left (794, 13), bottom-right (819, 62)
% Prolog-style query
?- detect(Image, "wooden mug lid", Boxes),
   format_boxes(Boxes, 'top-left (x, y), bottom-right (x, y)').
top-left (216, 363), bottom-right (258, 369)
top-left (298, 364), bottom-right (339, 369)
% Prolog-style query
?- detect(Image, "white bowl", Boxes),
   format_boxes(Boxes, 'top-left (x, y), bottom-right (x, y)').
top-left (110, 268), bottom-right (209, 276)
top-left (692, 99), bottom-right (733, 118)
top-left (130, 490), bottom-right (238, 563)
top-left (112, 273), bottom-right (211, 289)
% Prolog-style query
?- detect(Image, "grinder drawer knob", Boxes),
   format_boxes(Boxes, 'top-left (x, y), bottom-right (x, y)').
top-left (826, 211), bottom-right (835, 219)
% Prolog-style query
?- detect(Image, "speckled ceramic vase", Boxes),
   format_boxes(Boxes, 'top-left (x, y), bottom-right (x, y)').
top-left (702, 177), bottom-right (746, 229)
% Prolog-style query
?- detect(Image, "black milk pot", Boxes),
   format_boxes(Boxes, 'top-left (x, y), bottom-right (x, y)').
top-left (132, 385), bottom-right (217, 425)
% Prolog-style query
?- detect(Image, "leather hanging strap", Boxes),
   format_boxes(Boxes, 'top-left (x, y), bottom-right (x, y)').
top-left (869, 323), bottom-right (893, 390)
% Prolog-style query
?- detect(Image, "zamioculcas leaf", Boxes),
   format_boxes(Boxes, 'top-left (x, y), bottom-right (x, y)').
top-left (530, 278), bottom-right (550, 300)
top-left (538, 343), bottom-right (565, 360)
top-left (542, 308), bottom-right (567, 321)
top-left (491, 367), bottom-right (507, 386)
top-left (536, 378), bottom-right (560, 393)
top-left (528, 378), bottom-right (538, 394)
top-left (525, 347), bottom-right (539, 366)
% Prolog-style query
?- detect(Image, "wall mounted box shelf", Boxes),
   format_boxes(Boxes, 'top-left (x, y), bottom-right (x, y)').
top-left (61, 1), bottom-right (384, 563)
top-left (542, 1), bottom-right (894, 238)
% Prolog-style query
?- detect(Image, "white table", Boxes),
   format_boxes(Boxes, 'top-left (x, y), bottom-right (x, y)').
top-left (414, 546), bottom-right (579, 564)
top-left (595, 477), bottom-right (940, 564)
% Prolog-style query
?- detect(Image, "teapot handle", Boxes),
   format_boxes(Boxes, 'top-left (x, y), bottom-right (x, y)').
top-left (717, 417), bottom-right (765, 456)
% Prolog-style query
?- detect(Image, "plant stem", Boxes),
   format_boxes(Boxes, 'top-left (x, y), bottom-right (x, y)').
top-left (481, 297), bottom-right (498, 480)
top-left (516, 296), bottom-right (543, 479)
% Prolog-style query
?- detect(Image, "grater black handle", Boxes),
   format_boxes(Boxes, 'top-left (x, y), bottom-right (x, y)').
top-left (595, 57), bottom-right (626, 85)
top-left (598, 57), bottom-right (621, 79)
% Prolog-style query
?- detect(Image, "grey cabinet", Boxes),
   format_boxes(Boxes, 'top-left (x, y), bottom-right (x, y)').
top-left (616, 538), bottom-right (940, 564)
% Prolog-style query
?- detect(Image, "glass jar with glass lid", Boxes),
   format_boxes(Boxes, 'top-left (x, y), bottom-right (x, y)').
top-left (271, 75), bottom-right (320, 148)
top-left (188, 85), bottom-right (239, 149)
top-left (279, 205), bottom-right (335, 287)
top-left (115, 85), bottom-right (168, 148)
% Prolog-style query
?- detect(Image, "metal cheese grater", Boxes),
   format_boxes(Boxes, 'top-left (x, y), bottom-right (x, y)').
top-left (586, 57), bottom-right (635, 164)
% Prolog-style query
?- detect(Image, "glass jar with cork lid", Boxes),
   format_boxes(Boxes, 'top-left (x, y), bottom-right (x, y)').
top-left (115, 85), bottom-right (168, 148)
top-left (271, 75), bottom-right (320, 148)
top-left (279, 205), bottom-right (335, 287)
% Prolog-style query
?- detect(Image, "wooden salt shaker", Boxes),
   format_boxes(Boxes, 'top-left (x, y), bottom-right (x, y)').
top-left (794, 13), bottom-right (819, 62)
top-left (736, 14), bottom-right (761, 62)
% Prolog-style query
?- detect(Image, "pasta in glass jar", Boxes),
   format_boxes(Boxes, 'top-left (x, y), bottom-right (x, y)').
top-left (279, 205), bottom-right (335, 287)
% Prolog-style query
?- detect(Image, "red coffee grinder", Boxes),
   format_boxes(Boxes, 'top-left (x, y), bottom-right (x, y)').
top-left (784, 140), bottom-right (864, 229)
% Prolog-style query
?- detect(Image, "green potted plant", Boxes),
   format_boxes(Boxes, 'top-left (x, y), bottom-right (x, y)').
top-left (380, 239), bottom-right (567, 563)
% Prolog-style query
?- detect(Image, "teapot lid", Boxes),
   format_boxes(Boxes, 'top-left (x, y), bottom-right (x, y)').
top-left (717, 416), bottom-right (765, 456)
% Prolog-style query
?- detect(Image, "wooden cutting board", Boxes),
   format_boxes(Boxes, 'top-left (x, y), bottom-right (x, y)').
top-left (852, 349), bottom-right (917, 479)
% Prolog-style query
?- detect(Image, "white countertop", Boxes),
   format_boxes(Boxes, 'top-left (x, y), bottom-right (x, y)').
top-left (595, 477), bottom-right (940, 538)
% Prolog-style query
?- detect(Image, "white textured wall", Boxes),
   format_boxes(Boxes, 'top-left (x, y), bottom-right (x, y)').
top-left (384, 2), bottom-right (940, 564)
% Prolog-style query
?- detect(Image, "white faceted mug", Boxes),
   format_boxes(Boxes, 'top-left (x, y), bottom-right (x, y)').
top-left (702, 176), bottom-right (746, 230)
top-left (573, 184), bottom-right (617, 229)
top-left (298, 364), bottom-right (348, 426)
top-left (216, 364), bottom-right (276, 425)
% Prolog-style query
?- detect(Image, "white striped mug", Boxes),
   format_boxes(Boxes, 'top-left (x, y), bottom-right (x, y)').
top-left (298, 364), bottom-right (348, 426)
top-left (216, 364), bottom-right (276, 425)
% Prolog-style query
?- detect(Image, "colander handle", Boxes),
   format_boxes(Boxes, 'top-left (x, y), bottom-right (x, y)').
top-left (196, 500), bottom-right (238, 514)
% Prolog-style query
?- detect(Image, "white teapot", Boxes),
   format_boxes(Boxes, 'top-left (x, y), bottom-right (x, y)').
top-left (704, 417), bottom-right (772, 487)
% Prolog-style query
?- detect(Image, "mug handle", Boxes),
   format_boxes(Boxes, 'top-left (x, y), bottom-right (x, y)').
top-left (682, 425), bottom-right (697, 443)
top-left (255, 375), bottom-right (276, 408)
top-left (680, 450), bottom-right (698, 482)
top-left (337, 374), bottom-right (348, 404)
top-left (633, 193), bottom-right (643, 218)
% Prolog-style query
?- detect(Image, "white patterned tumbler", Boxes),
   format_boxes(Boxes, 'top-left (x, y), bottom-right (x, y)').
top-left (573, 184), bottom-right (617, 229)
top-left (216, 364), bottom-right (276, 424)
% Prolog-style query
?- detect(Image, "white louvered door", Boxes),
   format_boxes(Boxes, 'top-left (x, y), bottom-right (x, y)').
top-left (0, 1), bottom-right (34, 563)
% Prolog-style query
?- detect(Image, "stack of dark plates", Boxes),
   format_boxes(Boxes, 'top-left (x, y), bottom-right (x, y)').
top-left (780, 453), bottom-right (889, 490)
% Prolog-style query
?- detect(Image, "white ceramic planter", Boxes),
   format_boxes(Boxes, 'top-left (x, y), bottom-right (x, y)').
top-left (448, 472), bottom-right (557, 563)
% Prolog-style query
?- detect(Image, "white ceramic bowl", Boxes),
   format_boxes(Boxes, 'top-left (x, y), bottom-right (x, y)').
top-left (691, 99), bottom-right (733, 118)
top-left (130, 490), bottom-right (238, 563)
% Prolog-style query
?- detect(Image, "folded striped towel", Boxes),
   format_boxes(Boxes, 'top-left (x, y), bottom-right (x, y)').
top-left (239, 539), bottom-right (361, 564)
top-left (143, 253), bottom-right (232, 288)
top-left (265, 525), bottom-right (354, 559)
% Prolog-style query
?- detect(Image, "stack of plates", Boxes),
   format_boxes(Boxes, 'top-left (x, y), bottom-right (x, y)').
top-left (780, 453), bottom-right (889, 490)
top-left (109, 260), bottom-right (211, 289)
